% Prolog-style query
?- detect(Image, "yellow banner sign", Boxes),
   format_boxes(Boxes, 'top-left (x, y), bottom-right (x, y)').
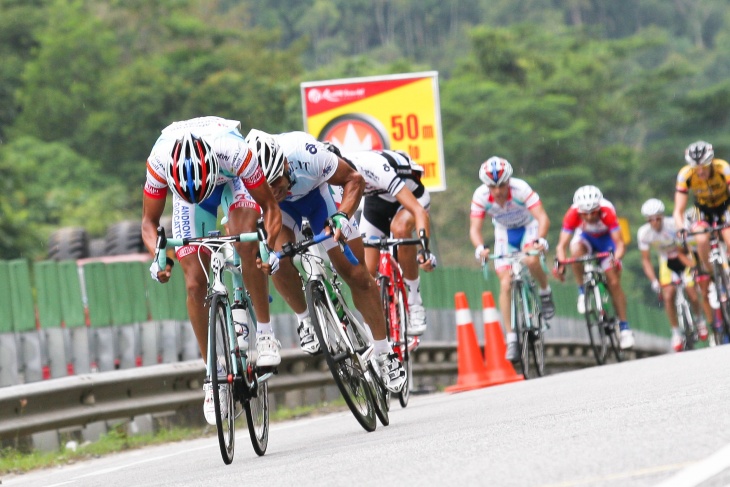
top-left (301, 72), bottom-right (446, 191)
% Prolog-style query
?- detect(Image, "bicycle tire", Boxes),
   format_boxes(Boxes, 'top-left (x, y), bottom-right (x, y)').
top-left (241, 299), bottom-right (269, 456)
top-left (528, 289), bottom-right (545, 377)
top-left (396, 285), bottom-right (411, 408)
top-left (306, 281), bottom-right (377, 432)
top-left (715, 266), bottom-right (730, 343)
top-left (606, 318), bottom-right (624, 362)
top-left (512, 281), bottom-right (531, 378)
top-left (584, 283), bottom-right (608, 365)
top-left (209, 294), bottom-right (235, 464)
top-left (244, 379), bottom-right (269, 456)
top-left (677, 298), bottom-right (695, 351)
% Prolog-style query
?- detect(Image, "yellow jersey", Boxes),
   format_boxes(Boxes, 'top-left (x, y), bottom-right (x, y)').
top-left (676, 159), bottom-right (730, 208)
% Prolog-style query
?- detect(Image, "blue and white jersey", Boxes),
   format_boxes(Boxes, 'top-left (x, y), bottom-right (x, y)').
top-left (273, 131), bottom-right (339, 202)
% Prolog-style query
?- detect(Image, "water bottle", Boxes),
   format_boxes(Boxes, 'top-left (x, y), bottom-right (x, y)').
top-left (598, 282), bottom-right (609, 304)
top-left (232, 305), bottom-right (249, 351)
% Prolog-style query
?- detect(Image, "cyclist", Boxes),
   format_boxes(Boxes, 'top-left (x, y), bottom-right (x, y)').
top-left (334, 147), bottom-right (437, 336)
top-left (637, 198), bottom-right (710, 351)
top-left (141, 116), bottom-right (283, 425)
top-left (553, 185), bottom-right (635, 349)
top-left (245, 129), bottom-right (406, 393)
top-left (673, 140), bottom-right (730, 280)
top-left (469, 156), bottom-right (554, 362)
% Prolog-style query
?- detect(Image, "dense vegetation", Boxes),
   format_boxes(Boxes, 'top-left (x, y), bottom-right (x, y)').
top-left (2, 0), bottom-right (730, 297)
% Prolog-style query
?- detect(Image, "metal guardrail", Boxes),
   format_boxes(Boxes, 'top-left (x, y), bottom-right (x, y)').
top-left (0, 341), bottom-right (664, 440)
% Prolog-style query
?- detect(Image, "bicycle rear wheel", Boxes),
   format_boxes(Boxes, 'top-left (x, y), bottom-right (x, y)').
top-left (209, 294), bottom-right (235, 464)
top-left (512, 281), bottom-right (531, 378)
top-left (306, 281), bottom-right (377, 432)
top-left (244, 378), bottom-right (269, 456)
top-left (677, 298), bottom-right (695, 351)
top-left (584, 284), bottom-right (608, 365)
top-left (714, 267), bottom-right (730, 343)
top-left (396, 285), bottom-right (412, 408)
top-left (605, 318), bottom-right (624, 362)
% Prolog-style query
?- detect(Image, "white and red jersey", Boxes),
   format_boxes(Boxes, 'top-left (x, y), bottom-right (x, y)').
top-left (470, 178), bottom-right (541, 229)
top-left (562, 199), bottom-right (619, 237)
top-left (144, 116), bottom-right (264, 200)
top-left (274, 132), bottom-right (339, 202)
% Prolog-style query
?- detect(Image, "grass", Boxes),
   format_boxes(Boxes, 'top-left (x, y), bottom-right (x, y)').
top-left (0, 399), bottom-right (349, 477)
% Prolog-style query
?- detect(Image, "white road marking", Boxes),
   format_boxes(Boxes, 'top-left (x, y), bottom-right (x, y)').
top-left (654, 442), bottom-right (730, 487)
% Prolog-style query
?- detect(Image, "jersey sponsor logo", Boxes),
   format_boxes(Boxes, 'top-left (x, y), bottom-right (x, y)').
top-left (173, 205), bottom-right (193, 239)
top-left (243, 164), bottom-right (264, 188)
top-left (236, 150), bottom-right (253, 176)
top-left (144, 183), bottom-right (167, 199)
top-left (147, 160), bottom-right (167, 184)
top-left (305, 143), bottom-right (318, 154)
top-left (322, 163), bottom-right (333, 176)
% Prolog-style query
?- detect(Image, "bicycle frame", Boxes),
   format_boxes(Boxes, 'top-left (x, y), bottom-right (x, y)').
top-left (671, 276), bottom-right (696, 350)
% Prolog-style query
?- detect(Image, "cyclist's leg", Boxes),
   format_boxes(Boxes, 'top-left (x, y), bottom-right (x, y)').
top-left (172, 191), bottom-right (219, 359)
top-left (270, 219), bottom-right (308, 315)
top-left (520, 221), bottom-right (554, 318)
top-left (568, 232), bottom-right (590, 285)
top-left (359, 198), bottom-right (391, 277)
top-left (659, 260), bottom-right (679, 329)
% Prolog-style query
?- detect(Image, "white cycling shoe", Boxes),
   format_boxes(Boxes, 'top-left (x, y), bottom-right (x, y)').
top-left (255, 332), bottom-right (281, 367)
top-left (577, 293), bottom-right (586, 314)
top-left (408, 304), bottom-right (427, 336)
top-left (297, 317), bottom-right (321, 354)
top-left (375, 351), bottom-right (406, 393)
top-left (619, 329), bottom-right (635, 349)
top-left (203, 381), bottom-right (229, 426)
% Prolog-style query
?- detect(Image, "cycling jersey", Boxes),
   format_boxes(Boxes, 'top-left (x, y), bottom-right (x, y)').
top-left (636, 217), bottom-right (682, 259)
top-left (342, 150), bottom-right (425, 203)
top-left (144, 116), bottom-right (264, 200)
top-left (470, 178), bottom-right (541, 229)
top-left (562, 199), bottom-right (619, 237)
top-left (676, 159), bottom-right (730, 209)
top-left (274, 132), bottom-right (338, 202)
top-left (273, 131), bottom-right (357, 250)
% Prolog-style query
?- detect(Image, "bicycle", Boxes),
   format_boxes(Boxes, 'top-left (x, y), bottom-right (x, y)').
top-left (483, 250), bottom-right (548, 379)
top-left (154, 223), bottom-right (273, 464)
top-left (555, 252), bottom-right (623, 365)
top-left (685, 222), bottom-right (730, 344)
top-left (363, 232), bottom-right (427, 408)
top-left (668, 274), bottom-right (698, 351)
top-left (278, 228), bottom-right (388, 431)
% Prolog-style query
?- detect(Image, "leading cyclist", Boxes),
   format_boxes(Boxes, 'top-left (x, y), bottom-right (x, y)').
top-left (637, 198), bottom-right (710, 351)
top-left (141, 116), bottom-right (283, 425)
top-left (246, 129), bottom-right (406, 393)
top-left (335, 147), bottom-right (437, 336)
top-left (553, 185), bottom-right (635, 349)
top-left (673, 140), bottom-right (730, 279)
top-left (469, 156), bottom-right (554, 362)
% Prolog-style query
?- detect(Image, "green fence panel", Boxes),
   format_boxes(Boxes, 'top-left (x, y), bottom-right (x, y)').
top-left (34, 261), bottom-right (63, 329)
top-left (0, 261), bottom-right (13, 333)
top-left (9, 259), bottom-right (36, 332)
top-left (57, 260), bottom-right (86, 328)
top-left (82, 262), bottom-right (112, 327)
top-left (145, 257), bottom-right (188, 321)
top-left (129, 261), bottom-right (151, 322)
top-left (168, 266), bottom-right (189, 320)
top-left (106, 262), bottom-right (135, 325)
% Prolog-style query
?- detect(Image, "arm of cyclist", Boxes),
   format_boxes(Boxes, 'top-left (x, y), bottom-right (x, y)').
top-left (552, 230), bottom-right (573, 281)
top-left (326, 158), bottom-right (365, 242)
top-left (249, 182), bottom-right (282, 275)
top-left (393, 188), bottom-right (435, 270)
top-left (673, 190), bottom-right (689, 236)
top-left (141, 194), bottom-right (173, 283)
top-left (469, 216), bottom-right (490, 261)
top-left (639, 249), bottom-right (661, 294)
top-left (610, 226), bottom-right (626, 261)
top-left (528, 203), bottom-right (550, 251)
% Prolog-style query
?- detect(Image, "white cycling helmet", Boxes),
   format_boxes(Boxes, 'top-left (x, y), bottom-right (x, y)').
top-left (640, 198), bottom-right (665, 218)
top-left (685, 140), bottom-right (714, 167)
top-left (573, 185), bottom-right (603, 213)
top-left (245, 129), bottom-right (285, 182)
top-left (479, 157), bottom-right (513, 186)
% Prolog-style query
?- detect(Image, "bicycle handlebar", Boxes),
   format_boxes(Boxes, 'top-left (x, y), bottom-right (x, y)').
top-left (554, 251), bottom-right (613, 266)
top-left (277, 231), bottom-right (359, 266)
top-left (363, 236), bottom-right (422, 250)
top-left (686, 221), bottom-right (730, 237)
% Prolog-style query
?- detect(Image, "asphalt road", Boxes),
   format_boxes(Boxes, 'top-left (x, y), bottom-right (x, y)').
top-left (5, 346), bottom-right (730, 487)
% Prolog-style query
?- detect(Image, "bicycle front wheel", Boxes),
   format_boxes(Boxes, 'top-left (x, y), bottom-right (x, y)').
top-left (677, 297), bottom-right (695, 351)
top-left (306, 281), bottom-right (377, 432)
top-left (714, 266), bottom-right (730, 343)
top-left (584, 284), bottom-right (608, 365)
top-left (396, 285), bottom-right (412, 408)
top-left (244, 379), bottom-right (269, 456)
top-left (512, 281), bottom-right (531, 378)
top-left (209, 294), bottom-right (235, 464)
top-left (529, 292), bottom-right (545, 377)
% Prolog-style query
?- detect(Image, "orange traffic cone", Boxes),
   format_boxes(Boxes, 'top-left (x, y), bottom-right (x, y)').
top-left (482, 291), bottom-right (524, 385)
top-left (445, 292), bottom-right (491, 392)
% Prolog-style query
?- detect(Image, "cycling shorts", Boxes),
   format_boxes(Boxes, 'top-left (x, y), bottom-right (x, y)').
top-left (493, 220), bottom-right (539, 273)
top-left (359, 187), bottom-right (430, 238)
top-left (570, 230), bottom-right (618, 272)
top-left (279, 184), bottom-right (359, 251)
top-left (659, 255), bottom-right (694, 287)
top-left (695, 198), bottom-right (730, 227)
top-left (172, 179), bottom-right (260, 260)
